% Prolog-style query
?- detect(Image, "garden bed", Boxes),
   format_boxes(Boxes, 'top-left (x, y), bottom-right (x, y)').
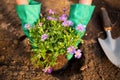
top-left (0, 0), bottom-right (120, 80)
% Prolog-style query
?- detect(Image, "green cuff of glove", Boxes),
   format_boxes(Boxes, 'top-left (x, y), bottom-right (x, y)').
top-left (68, 4), bottom-right (95, 27)
top-left (16, 1), bottom-right (41, 40)
top-left (68, 4), bottom-right (95, 46)
top-left (28, 0), bottom-right (33, 3)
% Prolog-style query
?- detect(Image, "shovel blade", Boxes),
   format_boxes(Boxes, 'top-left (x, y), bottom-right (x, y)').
top-left (98, 37), bottom-right (120, 68)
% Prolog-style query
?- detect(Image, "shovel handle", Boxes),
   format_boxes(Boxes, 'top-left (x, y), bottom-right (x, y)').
top-left (101, 7), bottom-right (112, 31)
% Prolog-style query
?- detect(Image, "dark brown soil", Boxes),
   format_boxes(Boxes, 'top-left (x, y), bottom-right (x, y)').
top-left (0, 0), bottom-right (120, 80)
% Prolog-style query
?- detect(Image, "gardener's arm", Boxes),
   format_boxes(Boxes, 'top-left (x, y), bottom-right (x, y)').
top-left (79, 0), bottom-right (92, 5)
top-left (15, 0), bottom-right (28, 5)
top-left (68, 0), bottom-right (95, 37)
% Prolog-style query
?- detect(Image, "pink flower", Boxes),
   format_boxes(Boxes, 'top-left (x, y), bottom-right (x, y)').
top-left (67, 46), bottom-right (76, 54)
top-left (49, 9), bottom-right (56, 15)
top-left (76, 24), bottom-right (86, 32)
top-left (24, 24), bottom-right (31, 29)
top-left (42, 67), bottom-right (53, 74)
top-left (47, 67), bottom-right (52, 73)
top-left (42, 68), bottom-right (48, 73)
top-left (39, 22), bottom-right (42, 27)
top-left (41, 34), bottom-right (48, 41)
top-left (63, 7), bottom-right (67, 13)
top-left (59, 14), bottom-right (67, 21)
top-left (62, 20), bottom-right (73, 27)
top-left (74, 49), bottom-right (82, 59)
top-left (47, 16), bottom-right (57, 21)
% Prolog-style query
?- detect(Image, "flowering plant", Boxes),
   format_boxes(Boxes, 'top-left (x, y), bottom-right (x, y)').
top-left (26, 9), bottom-right (85, 73)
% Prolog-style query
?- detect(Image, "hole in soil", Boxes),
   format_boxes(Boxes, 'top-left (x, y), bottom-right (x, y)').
top-left (52, 53), bottom-right (85, 78)
top-left (0, 62), bottom-right (8, 66)
top-left (18, 35), bottom-right (27, 42)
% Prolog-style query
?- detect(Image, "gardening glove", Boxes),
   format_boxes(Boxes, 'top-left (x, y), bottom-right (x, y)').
top-left (66, 4), bottom-right (95, 60)
top-left (68, 4), bottom-right (95, 38)
top-left (16, 0), bottom-right (41, 41)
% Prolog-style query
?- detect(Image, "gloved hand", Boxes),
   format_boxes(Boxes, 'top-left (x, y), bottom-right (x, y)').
top-left (16, 0), bottom-right (41, 41)
top-left (68, 4), bottom-right (95, 38)
top-left (66, 4), bottom-right (95, 60)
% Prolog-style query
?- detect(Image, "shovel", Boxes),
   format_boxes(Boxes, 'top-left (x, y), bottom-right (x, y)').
top-left (98, 7), bottom-right (120, 68)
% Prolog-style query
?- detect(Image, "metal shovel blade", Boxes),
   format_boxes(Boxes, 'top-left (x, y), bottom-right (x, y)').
top-left (98, 30), bottom-right (120, 68)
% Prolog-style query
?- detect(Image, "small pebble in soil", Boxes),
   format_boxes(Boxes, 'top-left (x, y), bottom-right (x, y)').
top-left (0, 56), bottom-right (5, 61)
top-left (85, 33), bottom-right (88, 36)
top-left (80, 65), bottom-right (88, 71)
top-left (2, 47), bottom-right (6, 50)
top-left (13, 39), bottom-right (18, 45)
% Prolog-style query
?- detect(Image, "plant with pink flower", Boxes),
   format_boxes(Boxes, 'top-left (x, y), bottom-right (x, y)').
top-left (29, 9), bottom-right (84, 73)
